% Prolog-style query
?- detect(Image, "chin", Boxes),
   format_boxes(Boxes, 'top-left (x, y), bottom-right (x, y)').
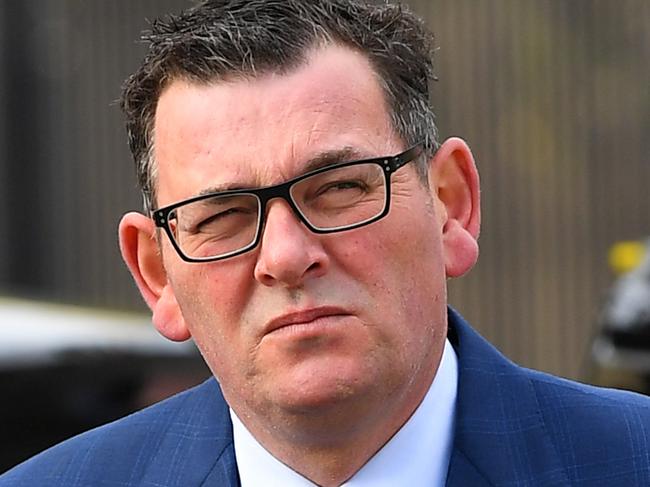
top-left (267, 360), bottom-right (382, 414)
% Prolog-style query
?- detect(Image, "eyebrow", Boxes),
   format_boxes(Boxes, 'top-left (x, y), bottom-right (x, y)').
top-left (301, 146), bottom-right (366, 173)
top-left (197, 146), bottom-right (367, 196)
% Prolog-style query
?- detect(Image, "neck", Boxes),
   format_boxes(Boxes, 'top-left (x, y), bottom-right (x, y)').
top-left (230, 352), bottom-right (441, 486)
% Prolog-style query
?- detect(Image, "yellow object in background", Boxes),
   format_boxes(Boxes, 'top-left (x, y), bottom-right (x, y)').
top-left (608, 241), bottom-right (646, 276)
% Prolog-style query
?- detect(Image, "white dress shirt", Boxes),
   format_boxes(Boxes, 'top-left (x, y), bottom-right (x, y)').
top-left (231, 339), bottom-right (458, 487)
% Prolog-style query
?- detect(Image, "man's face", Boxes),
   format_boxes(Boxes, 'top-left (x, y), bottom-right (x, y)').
top-left (150, 45), bottom-right (454, 426)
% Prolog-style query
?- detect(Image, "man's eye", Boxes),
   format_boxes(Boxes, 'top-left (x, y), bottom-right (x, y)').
top-left (195, 207), bottom-right (252, 231)
top-left (316, 180), bottom-right (368, 195)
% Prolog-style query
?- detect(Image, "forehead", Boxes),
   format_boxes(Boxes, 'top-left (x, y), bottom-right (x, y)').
top-left (153, 44), bottom-right (400, 206)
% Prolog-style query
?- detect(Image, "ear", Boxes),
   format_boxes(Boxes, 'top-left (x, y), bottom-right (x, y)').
top-left (428, 137), bottom-right (481, 278)
top-left (118, 212), bottom-right (191, 342)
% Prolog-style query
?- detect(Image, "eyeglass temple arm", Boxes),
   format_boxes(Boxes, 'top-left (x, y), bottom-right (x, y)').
top-left (386, 143), bottom-right (424, 173)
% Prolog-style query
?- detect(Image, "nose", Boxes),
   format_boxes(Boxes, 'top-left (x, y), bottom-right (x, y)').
top-left (253, 200), bottom-right (330, 288)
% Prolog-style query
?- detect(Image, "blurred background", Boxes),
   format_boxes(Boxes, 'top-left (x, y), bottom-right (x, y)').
top-left (0, 0), bottom-right (648, 472)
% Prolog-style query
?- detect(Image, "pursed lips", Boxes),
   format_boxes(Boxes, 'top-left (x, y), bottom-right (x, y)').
top-left (263, 307), bottom-right (351, 337)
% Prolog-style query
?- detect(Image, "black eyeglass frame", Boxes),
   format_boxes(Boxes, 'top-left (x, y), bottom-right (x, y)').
top-left (153, 143), bottom-right (424, 263)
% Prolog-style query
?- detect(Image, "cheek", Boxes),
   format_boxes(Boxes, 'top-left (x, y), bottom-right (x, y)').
top-left (335, 206), bottom-right (447, 324)
top-left (176, 256), bottom-right (256, 311)
top-left (168, 260), bottom-right (257, 362)
top-left (332, 213), bottom-right (445, 311)
top-left (336, 207), bottom-right (443, 280)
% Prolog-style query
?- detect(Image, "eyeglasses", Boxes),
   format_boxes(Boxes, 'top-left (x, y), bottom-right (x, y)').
top-left (153, 144), bottom-right (423, 262)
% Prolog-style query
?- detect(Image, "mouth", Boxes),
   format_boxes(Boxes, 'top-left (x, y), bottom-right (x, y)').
top-left (264, 307), bottom-right (351, 337)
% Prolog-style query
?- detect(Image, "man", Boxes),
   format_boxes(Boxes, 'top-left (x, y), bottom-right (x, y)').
top-left (1, 0), bottom-right (649, 486)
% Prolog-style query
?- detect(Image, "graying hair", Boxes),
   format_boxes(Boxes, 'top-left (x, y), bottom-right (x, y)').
top-left (121, 0), bottom-right (439, 212)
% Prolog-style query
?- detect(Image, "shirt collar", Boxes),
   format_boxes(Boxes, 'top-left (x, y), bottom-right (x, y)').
top-left (231, 339), bottom-right (458, 486)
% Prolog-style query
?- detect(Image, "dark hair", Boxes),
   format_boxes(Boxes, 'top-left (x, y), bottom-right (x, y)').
top-left (121, 0), bottom-right (438, 211)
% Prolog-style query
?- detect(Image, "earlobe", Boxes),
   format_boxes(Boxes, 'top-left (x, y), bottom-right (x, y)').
top-left (442, 219), bottom-right (479, 278)
top-left (428, 137), bottom-right (481, 278)
top-left (152, 284), bottom-right (192, 342)
top-left (118, 212), bottom-right (191, 342)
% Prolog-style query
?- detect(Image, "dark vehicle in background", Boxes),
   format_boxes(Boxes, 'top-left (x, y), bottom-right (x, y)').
top-left (0, 298), bottom-right (208, 473)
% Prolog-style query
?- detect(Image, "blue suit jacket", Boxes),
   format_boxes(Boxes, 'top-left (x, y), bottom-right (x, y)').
top-left (2, 308), bottom-right (650, 486)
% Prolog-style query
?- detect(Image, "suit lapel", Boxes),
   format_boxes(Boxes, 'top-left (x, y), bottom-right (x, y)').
top-left (445, 308), bottom-right (570, 486)
top-left (446, 448), bottom-right (493, 486)
top-left (138, 379), bottom-right (240, 486)
top-left (201, 442), bottom-right (240, 487)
